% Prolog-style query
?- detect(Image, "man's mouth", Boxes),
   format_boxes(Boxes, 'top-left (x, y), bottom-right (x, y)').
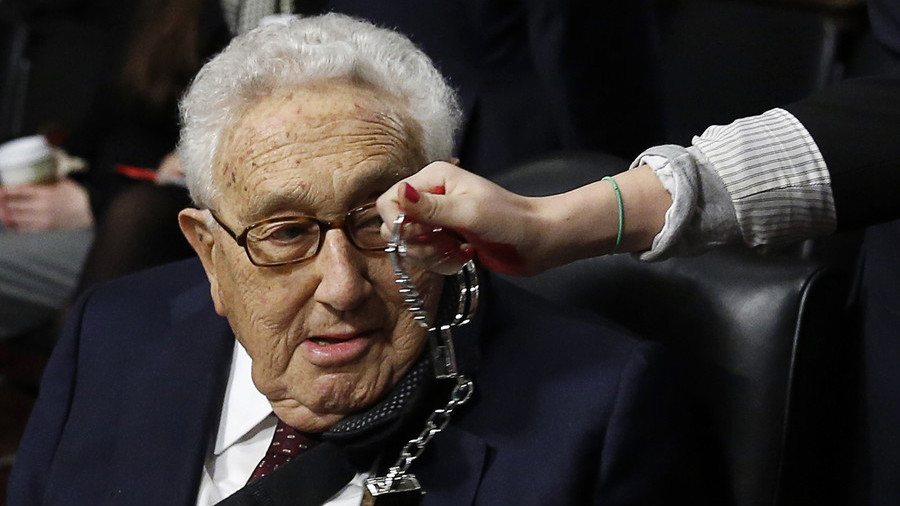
top-left (308, 337), bottom-right (346, 346)
top-left (302, 331), bottom-right (375, 366)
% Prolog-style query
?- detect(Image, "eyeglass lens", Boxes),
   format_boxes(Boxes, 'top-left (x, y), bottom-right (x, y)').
top-left (246, 204), bottom-right (385, 264)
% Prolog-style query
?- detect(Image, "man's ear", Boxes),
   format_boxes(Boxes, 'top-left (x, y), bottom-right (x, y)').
top-left (178, 208), bottom-right (226, 315)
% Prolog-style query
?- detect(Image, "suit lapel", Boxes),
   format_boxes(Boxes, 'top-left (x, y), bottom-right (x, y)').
top-left (412, 277), bottom-right (490, 505)
top-left (110, 275), bottom-right (234, 505)
top-left (414, 425), bottom-right (487, 506)
top-left (414, 291), bottom-right (490, 506)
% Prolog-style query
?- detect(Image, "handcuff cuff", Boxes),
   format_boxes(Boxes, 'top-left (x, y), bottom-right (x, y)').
top-left (361, 213), bottom-right (478, 505)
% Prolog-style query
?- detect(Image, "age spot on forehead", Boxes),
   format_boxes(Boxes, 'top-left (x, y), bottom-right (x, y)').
top-left (218, 162), bottom-right (237, 190)
top-left (216, 81), bottom-right (425, 211)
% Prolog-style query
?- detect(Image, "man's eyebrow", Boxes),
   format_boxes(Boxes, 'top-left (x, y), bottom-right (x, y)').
top-left (352, 164), bottom-right (411, 197)
top-left (239, 164), bottom-right (412, 221)
top-left (244, 191), bottom-right (315, 223)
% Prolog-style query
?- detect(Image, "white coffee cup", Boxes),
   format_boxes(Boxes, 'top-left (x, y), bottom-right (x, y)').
top-left (0, 135), bottom-right (59, 187)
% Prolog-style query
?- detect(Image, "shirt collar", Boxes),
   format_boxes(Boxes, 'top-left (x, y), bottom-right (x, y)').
top-left (214, 339), bottom-right (273, 455)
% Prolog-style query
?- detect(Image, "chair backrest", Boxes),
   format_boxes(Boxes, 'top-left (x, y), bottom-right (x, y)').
top-left (492, 152), bottom-right (857, 506)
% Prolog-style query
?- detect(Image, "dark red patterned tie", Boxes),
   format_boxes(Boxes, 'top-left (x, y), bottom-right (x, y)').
top-left (247, 418), bottom-right (318, 483)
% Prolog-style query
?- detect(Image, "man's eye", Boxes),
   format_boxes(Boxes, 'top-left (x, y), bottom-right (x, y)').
top-left (257, 222), bottom-right (317, 243)
top-left (355, 213), bottom-right (384, 231)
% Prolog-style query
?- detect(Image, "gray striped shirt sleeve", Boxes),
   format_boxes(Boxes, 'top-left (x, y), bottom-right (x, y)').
top-left (630, 108), bottom-right (836, 261)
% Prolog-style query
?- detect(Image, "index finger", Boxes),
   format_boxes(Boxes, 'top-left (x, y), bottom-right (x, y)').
top-left (377, 162), bottom-right (452, 227)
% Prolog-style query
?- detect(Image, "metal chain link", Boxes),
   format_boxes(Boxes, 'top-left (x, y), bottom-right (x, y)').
top-left (369, 213), bottom-right (478, 496)
top-left (385, 375), bottom-right (474, 480)
top-left (386, 214), bottom-right (479, 333)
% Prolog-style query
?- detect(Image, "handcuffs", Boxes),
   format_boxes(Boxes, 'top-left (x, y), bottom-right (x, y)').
top-left (361, 214), bottom-right (478, 505)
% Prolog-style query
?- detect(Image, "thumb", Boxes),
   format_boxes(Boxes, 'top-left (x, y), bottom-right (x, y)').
top-left (397, 182), bottom-right (457, 228)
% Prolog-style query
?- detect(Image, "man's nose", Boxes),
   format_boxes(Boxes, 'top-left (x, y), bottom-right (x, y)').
top-left (312, 229), bottom-right (371, 311)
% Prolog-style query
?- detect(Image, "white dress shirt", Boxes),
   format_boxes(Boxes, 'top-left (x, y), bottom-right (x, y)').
top-left (195, 339), bottom-right (368, 505)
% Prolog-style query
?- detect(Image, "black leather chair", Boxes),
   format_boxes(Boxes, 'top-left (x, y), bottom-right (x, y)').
top-left (492, 152), bottom-right (858, 506)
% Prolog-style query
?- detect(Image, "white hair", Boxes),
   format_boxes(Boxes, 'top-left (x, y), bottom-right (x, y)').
top-left (178, 13), bottom-right (462, 208)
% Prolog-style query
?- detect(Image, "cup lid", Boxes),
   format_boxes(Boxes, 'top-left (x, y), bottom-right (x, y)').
top-left (0, 135), bottom-right (53, 167)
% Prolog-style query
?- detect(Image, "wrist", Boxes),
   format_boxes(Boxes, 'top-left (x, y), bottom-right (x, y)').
top-left (531, 184), bottom-right (618, 270)
top-left (614, 165), bottom-right (671, 253)
top-left (532, 165), bottom-right (671, 268)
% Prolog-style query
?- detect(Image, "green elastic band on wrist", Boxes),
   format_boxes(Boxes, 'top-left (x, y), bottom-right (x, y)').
top-left (602, 176), bottom-right (624, 254)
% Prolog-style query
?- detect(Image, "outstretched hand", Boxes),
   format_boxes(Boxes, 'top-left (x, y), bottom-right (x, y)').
top-left (377, 161), bottom-right (543, 276)
top-left (377, 161), bottom-right (672, 277)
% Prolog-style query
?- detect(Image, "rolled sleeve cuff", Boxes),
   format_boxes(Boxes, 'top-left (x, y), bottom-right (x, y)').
top-left (694, 108), bottom-right (836, 247)
top-left (630, 108), bottom-right (836, 261)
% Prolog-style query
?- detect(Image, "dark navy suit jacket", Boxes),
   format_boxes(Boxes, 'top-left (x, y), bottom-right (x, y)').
top-left (9, 258), bottom-right (709, 505)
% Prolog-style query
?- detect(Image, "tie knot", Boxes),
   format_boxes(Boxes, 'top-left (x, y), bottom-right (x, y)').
top-left (248, 418), bottom-right (318, 483)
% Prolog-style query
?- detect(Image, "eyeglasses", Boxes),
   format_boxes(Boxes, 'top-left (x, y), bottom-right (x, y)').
top-left (208, 202), bottom-right (387, 266)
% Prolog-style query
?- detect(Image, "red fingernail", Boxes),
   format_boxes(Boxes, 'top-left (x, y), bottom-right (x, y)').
top-left (402, 182), bottom-right (421, 203)
top-left (461, 245), bottom-right (475, 261)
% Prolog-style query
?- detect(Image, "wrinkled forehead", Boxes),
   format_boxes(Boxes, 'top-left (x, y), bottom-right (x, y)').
top-left (212, 82), bottom-right (425, 219)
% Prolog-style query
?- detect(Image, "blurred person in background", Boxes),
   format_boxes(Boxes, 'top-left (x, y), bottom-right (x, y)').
top-left (0, 0), bottom-right (230, 340)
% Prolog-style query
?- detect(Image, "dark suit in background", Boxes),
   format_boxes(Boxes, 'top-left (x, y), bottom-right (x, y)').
top-left (326, 0), bottom-right (664, 176)
top-left (784, 73), bottom-right (900, 506)
top-left (8, 259), bottom-right (710, 505)
top-left (790, 3), bottom-right (900, 499)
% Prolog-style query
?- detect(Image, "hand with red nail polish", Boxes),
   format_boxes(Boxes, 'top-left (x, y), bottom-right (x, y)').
top-left (402, 182), bottom-right (421, 204)
top-left (377, 161), bottom-right (538, 276)
top-left (377, 161), bottom-right (671, 277)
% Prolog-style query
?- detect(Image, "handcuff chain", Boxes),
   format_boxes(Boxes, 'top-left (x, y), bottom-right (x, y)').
top-left (386, 214), bottom-right (479, 333)
top-left (386, 375), bottom-right (474, 479)
top-left (385, 216), bottom-right (433, 329)
top-left (379, 212), bottom-right (477, 486)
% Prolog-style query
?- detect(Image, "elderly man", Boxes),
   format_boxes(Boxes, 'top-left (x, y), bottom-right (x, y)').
top-left (9, 14), bottom-right (710, 506)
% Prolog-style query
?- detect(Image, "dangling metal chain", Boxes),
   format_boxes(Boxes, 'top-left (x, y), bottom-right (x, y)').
top-left (385, 216), bottom-right (432, 329)
top-left (386, 213), bottom-right (478, 380)
top-left (393, 375), bottom-right (473, 475)
top-left (386, 214), bottom-right (479, 333)
top-left (364, 375), bottom-right (474, 497)
top-left (366, 213), bottom-right (477, 499)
